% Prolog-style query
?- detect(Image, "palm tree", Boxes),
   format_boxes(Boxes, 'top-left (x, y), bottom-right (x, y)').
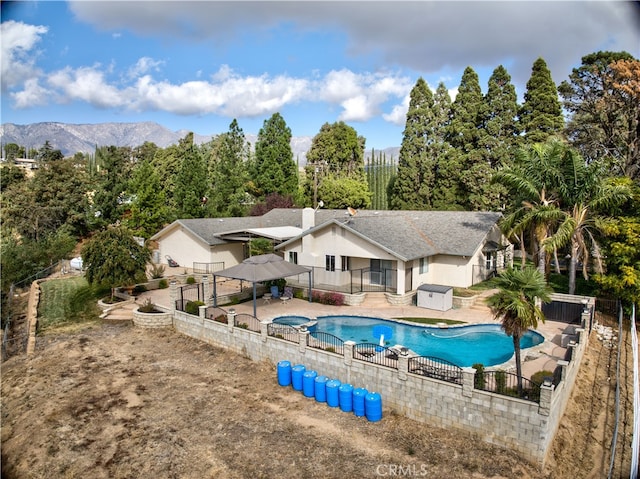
top-left (493, 140), bottom-right (567, 274)
top-left (486, 267), bottom-right (552, 395)
top-left (541, 149), bottom-right (633, 294)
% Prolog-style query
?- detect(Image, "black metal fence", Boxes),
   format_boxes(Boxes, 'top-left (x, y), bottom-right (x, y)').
top-left (267, 323), bottom-right (299, 343)
top-left (408, 356), bottom-right (463, 385)
top-left (307, 331), bottom-right (344, 355)
top-left (287, 266), bottom-right (397, 294)
top-left (176, 283), bottom-right (204, 312)
top-left (204, 306), bottom-right (228, 323)
top-left (352, 342), bottom-right (399, 369)
top-left (234, 313), bottom-right (261, 333)
top-left (474, 370), bottom-right (542, 403)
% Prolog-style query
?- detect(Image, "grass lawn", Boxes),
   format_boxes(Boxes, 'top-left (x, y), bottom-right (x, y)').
top-left (37, 277), bottom-right (101, 333)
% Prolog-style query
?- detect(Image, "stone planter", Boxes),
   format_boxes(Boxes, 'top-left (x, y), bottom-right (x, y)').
top-left (97, 297), bottom-right (133, 312)
top-left (385, 292), bottom-right (415, 306)
top-left (342, 292), bottom-right (366, 306)
top-left (452, 294), bottom-right (479, 309)
top-left (132, 307), bottom-right (173, 329)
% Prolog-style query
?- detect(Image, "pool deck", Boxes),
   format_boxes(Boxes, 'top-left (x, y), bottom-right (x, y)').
top-left (139, 282), bottom-right (573, 378)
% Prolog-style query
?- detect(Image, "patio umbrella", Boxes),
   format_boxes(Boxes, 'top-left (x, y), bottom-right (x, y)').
top-left (212, 254), bottom-right (313, 317)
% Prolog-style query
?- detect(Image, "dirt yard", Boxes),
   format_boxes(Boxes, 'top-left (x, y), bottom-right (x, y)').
top-left (1, 314), bottom-right (635, 478)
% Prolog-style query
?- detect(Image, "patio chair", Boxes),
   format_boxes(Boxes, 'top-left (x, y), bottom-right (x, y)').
top-left (280, 286), bottom-right (293, 304)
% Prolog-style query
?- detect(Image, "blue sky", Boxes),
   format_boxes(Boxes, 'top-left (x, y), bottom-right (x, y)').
top-left (1, 1), bottom-right (639, 149)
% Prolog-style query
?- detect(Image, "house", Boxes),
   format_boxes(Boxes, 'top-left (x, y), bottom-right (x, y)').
top-left (151, 208), bottom-right (511, 294)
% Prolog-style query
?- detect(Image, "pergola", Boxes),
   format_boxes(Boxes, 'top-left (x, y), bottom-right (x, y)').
top-left (212, 253), bottom-right (313, 317)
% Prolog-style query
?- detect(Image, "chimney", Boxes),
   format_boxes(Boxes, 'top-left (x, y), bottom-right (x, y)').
top-left (302, 207), bottom-right (315, 230)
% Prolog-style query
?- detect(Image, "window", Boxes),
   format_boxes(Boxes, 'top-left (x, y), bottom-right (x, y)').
top-left (341, 256), bottom-right (350, 271)
top-left (419, 257), bottom-right (429, 274)
top-left (289, 251), bottom-right (298, 265)
top-left (485, 253), bottom-right (495, 271)
top-left (325, 255), bottom-right (335, 272)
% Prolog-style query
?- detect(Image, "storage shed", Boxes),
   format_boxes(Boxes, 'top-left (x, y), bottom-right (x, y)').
top-left (417, 284), bottom-right (453, 311)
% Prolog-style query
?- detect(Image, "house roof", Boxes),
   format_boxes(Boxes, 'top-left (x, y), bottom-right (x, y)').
top-left (151, 209), bottom-right (502, 260)
top-left (276, 210), bottom-right (503, 261)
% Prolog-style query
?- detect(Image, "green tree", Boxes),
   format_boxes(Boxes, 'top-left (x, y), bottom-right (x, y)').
top-left (81, 226), bottom-right (151, 298)
top-left (559, 51), bottom-right (639, 180)
top-left (35, 141), bottom-right (64, 164)
top-left (493, 140), bottom-right (569, 274)
top-left (174, 136), bottom-right (209, 219)
top-left (208, 119), bottom-right (251, 217)
top-left (519, 58), bottom-right (564, 144)
top-left (3, 143), bottom-right (23, 161)
top-left (125, 159), bottom-right (170, 237)
top-left (390, 77), bottom-right (436, 209)
top-left (305, 121), bottom-right (368, 208)
top-left (252, 113), bottom-right (298, 200)
top-left (0, 164), bottom-right (26, 191)
top-left (317, 173), bottom-right (371, 209)
top-left (91, 146), bottom-right (132, 226)
top-left (486, 267), bottom-right (552, 395)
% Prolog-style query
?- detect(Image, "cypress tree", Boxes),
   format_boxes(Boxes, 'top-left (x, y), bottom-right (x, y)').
top-left (390, 77), bottom-right (436, 210)
top-left (519, 57), bottom-right (564, 144)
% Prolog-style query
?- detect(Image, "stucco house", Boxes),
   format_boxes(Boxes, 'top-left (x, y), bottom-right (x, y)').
top-left (151, 208), bottom-right (512, 296)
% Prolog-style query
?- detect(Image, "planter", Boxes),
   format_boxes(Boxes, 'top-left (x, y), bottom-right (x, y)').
top-left (452, 294), bottom-right (479, 309)
top-left (132, 306), bottom-right (173, 329)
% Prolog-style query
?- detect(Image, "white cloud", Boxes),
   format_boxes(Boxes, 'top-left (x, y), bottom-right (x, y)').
top-left (383, 95), bottom-right (410, 126)
top-left (48, 66), bottom-right (126, 108)
top-left (0, 20), bottom-right (48, 90)
top-left (127, 57), bottom-right (164, 79)
top-left (11, 78), bottom-right (50, 108)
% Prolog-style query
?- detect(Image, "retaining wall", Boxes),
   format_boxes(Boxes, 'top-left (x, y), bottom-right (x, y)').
top-left (172, 304), bottom-right (591, 466)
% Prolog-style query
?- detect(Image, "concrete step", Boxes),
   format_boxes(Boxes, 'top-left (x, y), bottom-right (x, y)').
top-left (359, 292), bottom-right (390, 308)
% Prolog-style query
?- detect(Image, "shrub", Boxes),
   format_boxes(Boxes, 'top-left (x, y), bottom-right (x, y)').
top-left (531, 370), bottom-right (554, 386)
top-left (311, 290), bottom-right (345, 306)
top-left (186, 276), bottom-right (196, 285)
top-left (158, 279), bottom-right (168, 289)
top-left (138, 298), bottom-right (160, 313)
top-left (133, 284), bottom-right (148, 295)
top-left (472, 363), bottom-right (485, 389)
top-left (495, 370), bottom-right (507, 394)
top-left (185, 300), bottom-right (205, 315)
top-left (149, 263), bottom-right (166, 279)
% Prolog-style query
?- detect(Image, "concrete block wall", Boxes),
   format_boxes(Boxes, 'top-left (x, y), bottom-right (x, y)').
top-left (171, 305), bottom-right (589, 466)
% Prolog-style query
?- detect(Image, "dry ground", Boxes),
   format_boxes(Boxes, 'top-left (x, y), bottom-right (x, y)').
top-left (1, 314), bottom-right (635, 478)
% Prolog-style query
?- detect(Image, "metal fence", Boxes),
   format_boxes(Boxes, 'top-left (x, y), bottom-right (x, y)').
top-left (234, 313), bottom-right (261, 333)
top-left (307, 331), bottom-right (344, 355)
top-left (204, 306), bottom-right (228, 323)
top-left (267, 323), bottom-right (299, 343)
top-left (175, 283), bottom-right (205, 312)
top-left (287, 266), bottom-right (397, 294)
top-left (352, 342), bottom-right (399, 369)
top-left (193, 262), bottom-right (225, 274)
top-left (408, 356), bottom-right (463, 385)
top-left (474, 370), bottom-right (542, 403)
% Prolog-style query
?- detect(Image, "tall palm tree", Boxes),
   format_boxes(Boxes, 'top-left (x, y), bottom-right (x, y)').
top-left (493, 140), bottom-right (567, 274)
top-left (486, 267), bottom-right (552, 395)
top-left (541, 149), bottom-right (633, 294)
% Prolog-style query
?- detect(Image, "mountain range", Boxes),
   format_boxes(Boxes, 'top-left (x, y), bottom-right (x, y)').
top-left (0, 122), bottom-right (400, 165)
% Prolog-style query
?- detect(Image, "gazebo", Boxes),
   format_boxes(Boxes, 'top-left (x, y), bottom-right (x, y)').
top-left (212, 254), bottom-right (313, 317)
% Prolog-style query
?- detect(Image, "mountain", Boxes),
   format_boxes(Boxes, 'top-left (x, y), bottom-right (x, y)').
top-left (0, 121), bottom-right (399, 164)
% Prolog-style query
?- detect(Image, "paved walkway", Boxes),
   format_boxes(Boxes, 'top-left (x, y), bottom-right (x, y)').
top-left (138, 282), bottom-right (573, 377)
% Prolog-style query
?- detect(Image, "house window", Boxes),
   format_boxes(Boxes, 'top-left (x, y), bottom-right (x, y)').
top-left (485, 253), bottom-right (495, 272)
top-left (419, 257), bottom-right (429, 274)
top-left (341, 256), bottom-right (350, 271)
top-left (289, 251), bottom-right (298, 265)
top-left (325, 255), bottom-right (335, 272)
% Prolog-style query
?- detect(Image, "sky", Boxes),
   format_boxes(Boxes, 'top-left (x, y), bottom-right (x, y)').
top-left (1, 1), bottom-right (639, 150)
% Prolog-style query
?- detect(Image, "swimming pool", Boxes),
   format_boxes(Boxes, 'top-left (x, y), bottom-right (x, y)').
top-left (272, 315), bottom-right (545, 367)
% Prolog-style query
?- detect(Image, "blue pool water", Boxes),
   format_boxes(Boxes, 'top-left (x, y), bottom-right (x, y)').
top-left (274, 315), bottom-right (545, 367)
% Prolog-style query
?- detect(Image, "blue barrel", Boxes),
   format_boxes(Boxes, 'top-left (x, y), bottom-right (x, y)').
top-left (291, 364), bottom-right (305, 391)
top-left (302, 370), bottom-right (317, 398)
top-left (314, 375), bottom-right (328, 403)
top-left (277, 360), bottom-right (292, 387)
top-left (338, 383), bottom-right (354, 412)
top-left (365, 392), bottom-right (383, 422)
top-left (353, 387), bottom-right (368, 417)
top-left (325, 379), bottom-right (341, 407)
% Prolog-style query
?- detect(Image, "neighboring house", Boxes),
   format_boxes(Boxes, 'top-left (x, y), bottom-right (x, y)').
top-left (151, 208), bottom-right (512, 293)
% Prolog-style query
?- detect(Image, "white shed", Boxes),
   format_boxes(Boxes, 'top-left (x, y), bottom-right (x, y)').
top-left (416, 284), bottom-right (453, 311)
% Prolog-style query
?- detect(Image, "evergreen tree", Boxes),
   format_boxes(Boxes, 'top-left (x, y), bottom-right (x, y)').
top-left (91, 146), bottom-right (132, 226)
top-left (126, 159), bottom-right (170, 237)
top-left (519, 57), bottom-right (564, 144)
top-left (304, 121), bottom-right (368, 208)
top-left (558, 51), bottom-right (639, 180)
top-left (252, 113), bottom-right (298, 200)
top-left (480, 65), bottom-right (520, 168)
top-left (208, 119), bottom-right (251, 217)
top-left (174, 135), bottom-right (209, 219)
top-left (390, 77), bottom-right (436, 210)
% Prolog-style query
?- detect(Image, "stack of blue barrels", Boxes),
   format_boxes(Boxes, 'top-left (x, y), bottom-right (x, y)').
top-left (276, 360), bottom-right (382, 422)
